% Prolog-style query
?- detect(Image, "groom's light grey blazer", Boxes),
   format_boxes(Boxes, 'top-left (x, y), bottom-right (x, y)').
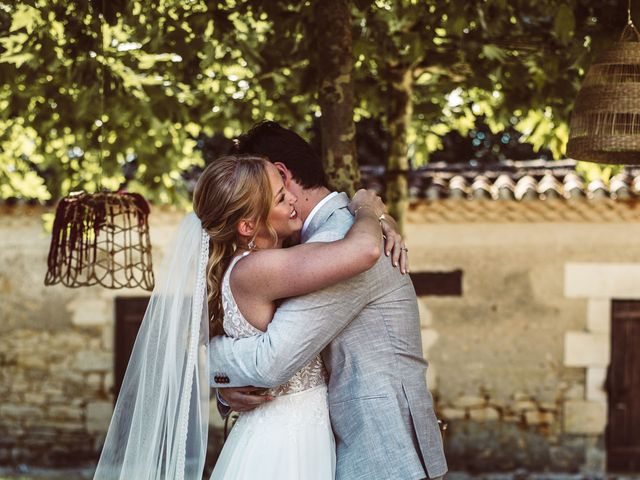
top-left (210, 193), bottom-right (447, 480)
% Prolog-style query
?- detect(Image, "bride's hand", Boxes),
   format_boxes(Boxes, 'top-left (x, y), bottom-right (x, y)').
top-left (379, 214), bottom-right (409, 274)
top-left (348, 189), bottom-right (408, 274)
top-left (348, 189), bottom-right (386, 219)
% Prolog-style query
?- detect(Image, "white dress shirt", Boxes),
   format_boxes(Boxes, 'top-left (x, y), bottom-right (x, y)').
top-left (301, 191), bottom-right (338, 239)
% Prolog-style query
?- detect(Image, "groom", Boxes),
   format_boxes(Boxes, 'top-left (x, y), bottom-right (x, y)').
top-left (210, 121), bottom-right (447, 480)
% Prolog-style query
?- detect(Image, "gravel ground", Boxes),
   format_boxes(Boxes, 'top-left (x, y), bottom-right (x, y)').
top-left (0, 467), bottom-right (93, 480)
top-left (0, 468), bottom-right (638, 480)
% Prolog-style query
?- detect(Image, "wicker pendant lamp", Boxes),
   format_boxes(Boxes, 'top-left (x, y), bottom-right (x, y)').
top-left (45, 191), bottom-right (154, 290)
top-left (44, 3), bottom-right (155, 291)
top-left (567, 3), bottom-right (640, 165)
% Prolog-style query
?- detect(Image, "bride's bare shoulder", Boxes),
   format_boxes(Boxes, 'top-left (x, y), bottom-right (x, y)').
top-left (228, 249), bottom-right (282, 295)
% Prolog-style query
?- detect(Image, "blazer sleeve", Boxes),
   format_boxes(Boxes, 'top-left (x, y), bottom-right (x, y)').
top-left (209, 216), bottom-right (371, 388)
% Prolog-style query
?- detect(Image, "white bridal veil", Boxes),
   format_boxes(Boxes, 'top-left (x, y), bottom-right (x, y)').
top-left (94, 213), bottom-right (210, 480)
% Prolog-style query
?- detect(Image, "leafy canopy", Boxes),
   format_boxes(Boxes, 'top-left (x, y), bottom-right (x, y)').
top-left (0, 0), bottom-right (626, 203)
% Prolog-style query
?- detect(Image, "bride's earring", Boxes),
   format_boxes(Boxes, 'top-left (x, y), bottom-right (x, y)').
top-left (248, 239), bottom-right (256, 251)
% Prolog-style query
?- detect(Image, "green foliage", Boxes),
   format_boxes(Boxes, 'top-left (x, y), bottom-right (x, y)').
top-left (0, 0), bottom-right (626, 203)
top-left (0, 0), bottom-right (317, 203)
top-left (576, 161), bottom-right (623, 183)
top-left (352, 0), bottom-right (622, 165)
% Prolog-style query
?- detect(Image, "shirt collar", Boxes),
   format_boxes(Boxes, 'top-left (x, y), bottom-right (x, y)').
top-left (301, 191), bottom-right (339, 238)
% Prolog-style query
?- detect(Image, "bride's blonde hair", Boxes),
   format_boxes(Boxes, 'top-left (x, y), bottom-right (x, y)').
top-left (193, 154), bottom-right (275, 336)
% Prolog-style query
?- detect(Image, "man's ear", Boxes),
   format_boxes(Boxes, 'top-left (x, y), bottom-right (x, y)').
top-left (273, 162), bottom-right (293, 187)
top-left (237, 218), bottom-right (256, 238)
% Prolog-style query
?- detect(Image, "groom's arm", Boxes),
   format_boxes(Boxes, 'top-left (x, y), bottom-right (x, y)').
top-left (210, 270), bottom-right (369, 388)
top-left (210, 219), bottom-right (372, 388)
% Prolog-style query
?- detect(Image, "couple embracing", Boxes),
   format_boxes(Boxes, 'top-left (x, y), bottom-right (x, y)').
top-left (94, 121), bottom-right (447, 480)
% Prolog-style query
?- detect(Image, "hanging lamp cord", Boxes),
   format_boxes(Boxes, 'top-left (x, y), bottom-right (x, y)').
top-left (622, 0), bottom-right (640, 40)
top-left (96, 0), bottom-right (106, 192)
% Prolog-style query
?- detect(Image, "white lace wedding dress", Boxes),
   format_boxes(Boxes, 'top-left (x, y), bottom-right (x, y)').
top-left (210, 253), bottom-right (336, 479)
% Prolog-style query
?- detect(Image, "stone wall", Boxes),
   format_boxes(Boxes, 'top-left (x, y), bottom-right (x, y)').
top-left (406, 212), bottom-right (640, 473)
top-left (0, 206), bottom-right (209, 466)
top-left (1, 204), bottom-right (639, 472)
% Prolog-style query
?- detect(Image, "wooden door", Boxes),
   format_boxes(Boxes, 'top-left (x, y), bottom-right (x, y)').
top-left (607, 300), bottom-right (640, 472)
top-left (114, 297), bottom-right (150, 400)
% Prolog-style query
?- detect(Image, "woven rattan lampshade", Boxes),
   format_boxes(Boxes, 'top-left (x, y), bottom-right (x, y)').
top-left (45, 191), bottom-right (155, 291)
top-left (567, 24), bottom-right (640, 164)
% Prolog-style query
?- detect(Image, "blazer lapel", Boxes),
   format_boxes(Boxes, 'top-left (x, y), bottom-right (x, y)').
top-left (301, 192), bottom-right (350, 243)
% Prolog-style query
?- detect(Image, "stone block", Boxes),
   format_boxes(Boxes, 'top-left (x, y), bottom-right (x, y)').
top-left (48, 405), bottom-right (83, 421)
top-left (502, 414), bottom-right (521, 423)
top-left (103, 372), bottom-right (114, 394)
top-left (513, 391), bottom-right (532, 402)
top-left (549, 444), bottom-right (584, 471)
top-left (50, 366), bottom-right (85, 385)
top-left (564, 384), bottom-right (585, 400)
top-left (539, 402), bottom-right (558, 412)
top-left (524, 410), bottom-right (554, 426)
top-left (536, 388), bottom-right (559, 404)
top-left (69, 298), bottom-right (111, 327)
top-left (86, 401), bottom-right (113, 434)
top-left (586, 367), bottom-right (607, 403)
top-left (86, 373), bottom-right (103, 390)
top-left (564, 331), bottom-right (609, 367)
top-left (74, 350), bottom-right (112, 373)
top-left (102, 325), bottom-right (114, 350)
top-left (565, 262), bottom-right (640, 299)
top-left (39, 419), bottom-right (85, 432)
top-left (9, 381), bottom-right (29, 393)
top-left (426, 363), bottom-right (437, 391)
top-left (23, 393), bottom-right (47, 405)
top-left (50, 331), bottom-right (87, 349)
top-left (586, 299), bottom-right (610, 333)
top-left (0, 404), bottom-right (43, 420)
top-left (469, 407), bottom-right (499, 422)
top-left (563, 400), bottom-right (606, 435)
top-left (513, 400), bottom-right (537, 412)
top-left (420, 328), bottom-right (439, 355)
top-left (24, 368), bottom-right (48, 382)
top-left (418, 300), bottom-right (433, 327)
top-left (584, 444), bottom-right (606, 473)
top-left (487, 398), bottom-right (506, 410)
top-left (15, 353), bottom-right (49, 370)
top-left (440, 408), bottom-right (466, 420)
top-left (453, 395), bottom-right (486, 409)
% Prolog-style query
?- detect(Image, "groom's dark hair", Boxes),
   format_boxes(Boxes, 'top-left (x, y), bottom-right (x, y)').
top-left (233, 121), bottom-right (328, 189)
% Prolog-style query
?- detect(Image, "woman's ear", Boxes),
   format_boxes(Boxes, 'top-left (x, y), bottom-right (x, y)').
top-left (237, 218), bottom-right (256, 238)
top-left (273, 162), bottom-right (293, 187)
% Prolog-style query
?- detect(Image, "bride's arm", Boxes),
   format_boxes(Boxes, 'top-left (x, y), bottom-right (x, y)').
top-left (232, 190), bottom-right (394, 303)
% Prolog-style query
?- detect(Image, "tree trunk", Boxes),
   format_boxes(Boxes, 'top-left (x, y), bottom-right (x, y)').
top-left (313, 0), bottom-right (358, 196)
top-left (386, 66), bottom-right (413, 233)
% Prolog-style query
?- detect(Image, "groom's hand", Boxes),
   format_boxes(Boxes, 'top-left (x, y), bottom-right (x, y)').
top-left (219, 386), bottom-right (274, 412)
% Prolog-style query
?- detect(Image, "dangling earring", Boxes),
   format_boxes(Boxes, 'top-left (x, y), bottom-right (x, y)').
top-left (248, 239), bottom-right (256, 251)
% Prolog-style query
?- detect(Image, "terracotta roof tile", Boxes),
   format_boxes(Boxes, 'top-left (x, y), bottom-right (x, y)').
top-left (360, 159), bottom-right (640, 202)
top-left (4, 159), bottom-right (639, 208)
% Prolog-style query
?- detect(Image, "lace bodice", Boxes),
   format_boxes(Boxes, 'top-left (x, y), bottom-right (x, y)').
top-left (221, 252), bottom-right (328, 396)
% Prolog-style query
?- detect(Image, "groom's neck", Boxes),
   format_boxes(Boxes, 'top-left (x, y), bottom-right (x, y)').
top-left (296, 186), bottom-right (332, 224)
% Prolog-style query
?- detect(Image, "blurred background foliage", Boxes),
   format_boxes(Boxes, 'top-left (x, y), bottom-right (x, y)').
top-left (0, 0), bottom-right (632, 204)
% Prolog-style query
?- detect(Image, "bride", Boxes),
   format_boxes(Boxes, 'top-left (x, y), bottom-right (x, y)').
top-left (93, 154), bottom-right (406, 479)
